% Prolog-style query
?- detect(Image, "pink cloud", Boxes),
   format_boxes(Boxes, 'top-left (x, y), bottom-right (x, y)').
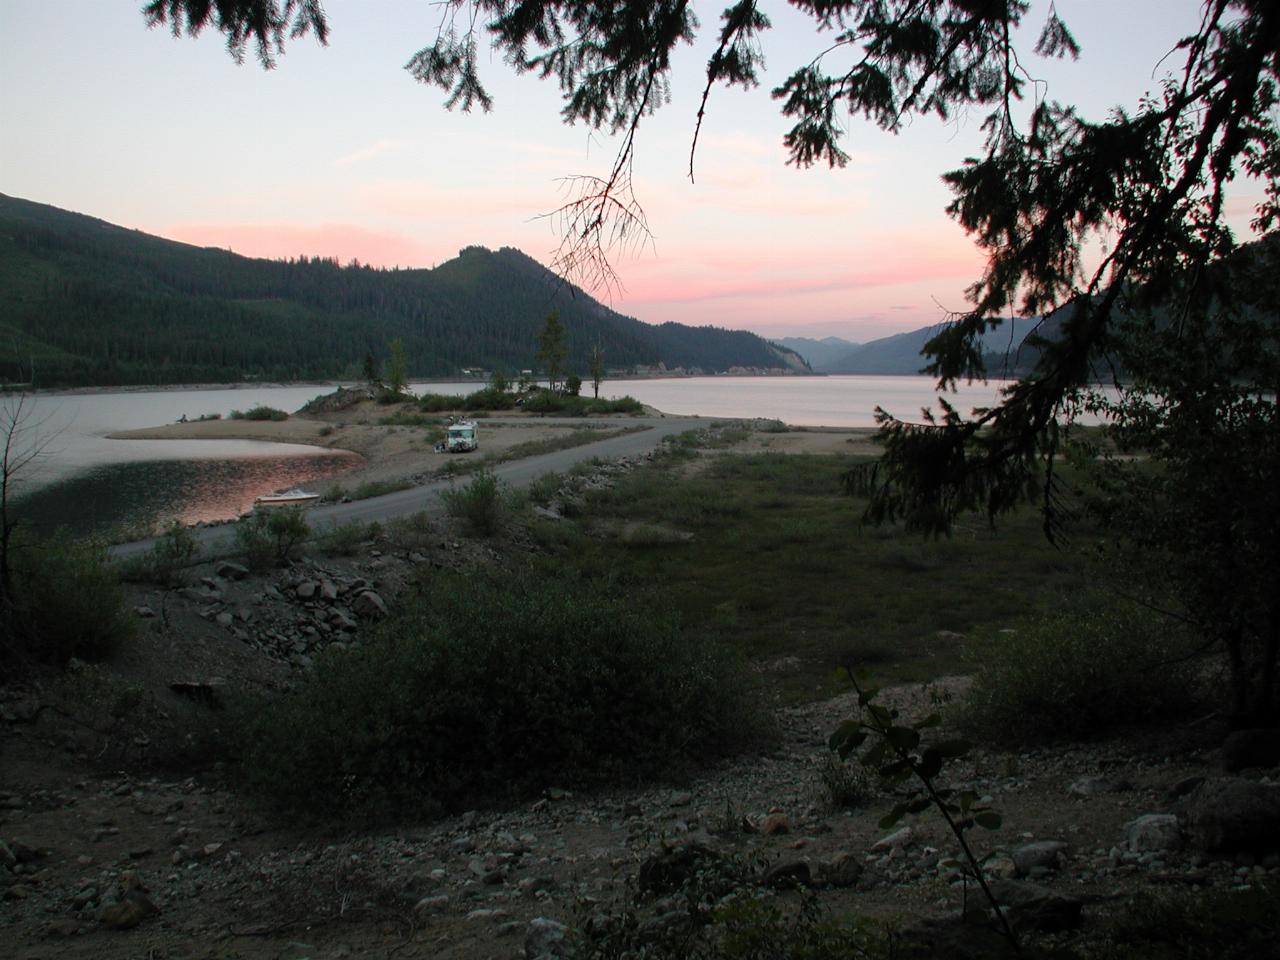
top-left (156, 222), bottom-right (439, 268)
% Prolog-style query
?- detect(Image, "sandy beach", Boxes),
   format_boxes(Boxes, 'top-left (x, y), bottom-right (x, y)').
top-left (107, 397), bottom-right (881, 491)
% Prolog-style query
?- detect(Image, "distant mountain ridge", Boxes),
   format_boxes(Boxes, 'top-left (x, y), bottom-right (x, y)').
top-left (770, 336), bottom-right (859, 371)
top-left (816, 316), bottom-right (1047, 375)
top-left (0, 194), bottom-right (806, 387)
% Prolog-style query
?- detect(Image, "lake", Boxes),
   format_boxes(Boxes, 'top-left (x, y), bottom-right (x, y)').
top-left (7, 375), bottom-right (1014, 537)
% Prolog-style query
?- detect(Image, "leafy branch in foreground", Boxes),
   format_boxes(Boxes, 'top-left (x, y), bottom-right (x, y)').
top-left (830, 668), bottom-right (1016, 950)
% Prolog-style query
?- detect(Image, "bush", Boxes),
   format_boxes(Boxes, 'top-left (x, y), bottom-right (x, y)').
top-left (440, 468), bottom-right (507, 536)
top-left (2, 533), bottom-right (134, 675)
top-left (521, 392), bottom-right (643, 416)
top-left (238, 569), bottom-right (767, 820)
top-left (234, 507), bottom-right (310, 571)
top-left (418, 392), bottom-right (463, 413)
top-left (228, 405), bottom-right (288, 421)
top-left (462, 387), bottom-right (516, 411)
top-left (128, 520), bottom-right (198, 585)
top-left (312, 520), bottom-right (371, 557)
top-left (959, 603), bottom-right (1200, 744)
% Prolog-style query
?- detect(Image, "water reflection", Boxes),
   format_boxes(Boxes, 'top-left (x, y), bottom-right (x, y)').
top-left (14, 452), bottom-right (361, 539)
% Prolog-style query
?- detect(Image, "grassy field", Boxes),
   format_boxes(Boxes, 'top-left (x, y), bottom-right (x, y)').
top-left (534, 447), bottom-right (1097, 703)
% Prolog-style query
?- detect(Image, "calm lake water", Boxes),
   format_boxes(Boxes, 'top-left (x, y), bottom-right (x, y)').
top-left (8, 375), bottom-right (1013, 537)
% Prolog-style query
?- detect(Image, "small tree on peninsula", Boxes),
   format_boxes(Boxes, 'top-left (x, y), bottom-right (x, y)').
top-left (536, 311), bottom-right (567, 393)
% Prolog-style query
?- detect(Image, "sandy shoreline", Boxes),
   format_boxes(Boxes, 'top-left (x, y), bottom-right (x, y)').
top-left (107, 400), bottom-right (880, 490)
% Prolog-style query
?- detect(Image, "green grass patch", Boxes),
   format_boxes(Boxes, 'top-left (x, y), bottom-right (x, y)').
top-left (535, 451), bottom-right (1097, 702)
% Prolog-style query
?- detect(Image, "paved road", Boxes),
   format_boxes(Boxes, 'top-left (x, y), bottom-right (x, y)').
top-left (109, 416), bottom-right (703, 561)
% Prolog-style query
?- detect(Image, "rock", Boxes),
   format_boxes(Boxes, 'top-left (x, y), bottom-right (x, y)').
top-left (353, 591), bottom-right (388, 619)
top-left (134, 606), bottom-right (156, 619)
top-left (1222, 729), bottom-right (1280, 772)
top-left (99, 874), bottom-right (159, 930)
top-left (1185, 777), bottom-right (1280, 854)
top-left (988, 879), bottom-right (1083, 933)
top-left (215, 561), bottom-right (249, 580)
top-left (295, 581), bottom-right (318, 600)
top-left (759, 813), bottom-right (790, 835)
top-left (320, 579), bottom-right (339, 601)
top-left (1126, 814), bottom-right (1183, 853)
top-left (1012, 841), bottom-right (1068, 876)
top-left (525, 917), bottom-right (569, 959)
top-left (763, 859), bottom-right (811, 889)
top-left (1068, 775), bottom-right (1130, 798)
top-left (669, 791), bottom-right (693, 807)
top-left (871, 826), bottom-right (914, 852)
top-left (819, 851), bottom-right (863, 888)
top-left (214, 612), bottom-right (234, 628)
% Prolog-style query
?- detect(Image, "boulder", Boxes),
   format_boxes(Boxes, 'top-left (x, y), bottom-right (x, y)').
top-left (871, 826), bottom-right (914, 852)
top-left (215, 561), bottom-right (249, 580)
top-left (988, 879), bottom-right (1083, 933)
top-left (1185, 777), bottom-right (1280, 854)
top-left (1012, 840), bottom-right (1068, 876)
top-left (819, 851), bottom-right (863, 888)
top-left (1126, 814), bottom-right (1183, 853)
top-left (353, 590), bottom-right (388, 620)
top-left (295, 581), bottom-right (318, 600)
top-left (1222, 729), bottom-right (1280, 772)
top-left (525, 917), bottom-right (569, 959)
top-left (763, 859), bottom-right (811, 889)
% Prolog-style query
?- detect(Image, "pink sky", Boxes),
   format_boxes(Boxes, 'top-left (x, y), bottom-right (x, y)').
top-left (0, 1), bottom-right (1267, 343)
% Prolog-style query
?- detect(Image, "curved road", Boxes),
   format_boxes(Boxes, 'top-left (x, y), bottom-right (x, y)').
top-left (110, 416), bottom-right (703, 561)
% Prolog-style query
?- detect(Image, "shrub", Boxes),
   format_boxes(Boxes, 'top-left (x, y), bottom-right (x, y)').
top-left (814, 752), bottom-right (874, 810)
top-left (238, 569), bottom-right (767, 820)
top-left (1, 533), bottom-right (134, 675)
top-left (958, 602), bottom-right (1200, 744)
top-left (462, 387), bottom-right (515, 411)
top-left (526, 471), bottom-right (563, 507)
top-left (312, 520), bottom-right (371, 557)
top-left (440, 468), bottom-right (507, 536)
top-left (228, 405), bottom-right (288, 421)
top-left (234, 507), bottom-right (310, 571)
top-left (144, 520), bottom-right (198, 584)
top-left (521, 392), bottom-right (643, 416)
top-left (418, 392), bottom-right (463, 413)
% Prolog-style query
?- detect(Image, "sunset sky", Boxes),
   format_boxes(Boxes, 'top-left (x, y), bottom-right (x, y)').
top-left (0, 1), bottom-right (1266, 342)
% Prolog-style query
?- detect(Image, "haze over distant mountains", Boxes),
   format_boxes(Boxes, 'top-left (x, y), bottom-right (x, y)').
top-left (0, 194), bottom-right (807, 388)
top-left (774, 318), bottom-right (1044, 376)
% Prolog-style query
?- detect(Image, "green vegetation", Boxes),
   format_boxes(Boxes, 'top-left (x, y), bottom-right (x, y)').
top-left (238, 569), bottom-right (766, 820)
top-left (440, 468), bottom-right (507, 536)
top-left (228, 405), bottom-right (288, 421)
top-left (1, 532), bottom-right (134, 675)
top-left (384, 337), bottom-right (408, 394)
top-left (310, 519), bottom-right (374, 557)
top-left (118, 520), bottom-right (198, 585)
top-left (0, 196), bottom-right (794, 388)
top-left (233, 506), bottom-right (310, 571)
top-left (536, 310), bottom-right (567, 392)
top-left (324, 477), bottom-right (415, 503)
top-left (520, 391), bottom-right (643, 416)
top-left (534, 451), bottom-right (1090, 702)
top-left (959, 603), bottom-right (1200, 744)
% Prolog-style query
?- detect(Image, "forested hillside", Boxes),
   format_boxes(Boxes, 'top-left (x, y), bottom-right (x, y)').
top-left (0, 195), bottom-right (805, 387)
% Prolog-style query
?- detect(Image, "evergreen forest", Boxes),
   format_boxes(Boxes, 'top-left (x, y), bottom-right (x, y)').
top-left (0, 194), bottom-right (806, 388)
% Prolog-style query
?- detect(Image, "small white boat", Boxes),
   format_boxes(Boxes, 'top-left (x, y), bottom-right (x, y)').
top-left (254, 488), bottom-right (320, 508)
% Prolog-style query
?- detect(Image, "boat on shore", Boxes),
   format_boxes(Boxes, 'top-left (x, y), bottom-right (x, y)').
top-left (253, 488), bottom-right (320, 509)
